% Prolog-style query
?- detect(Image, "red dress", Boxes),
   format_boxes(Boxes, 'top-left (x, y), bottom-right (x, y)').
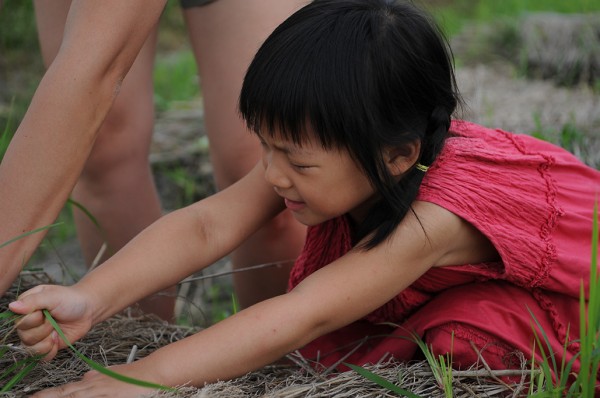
top-left (288, 120), bottom-right (599, 378)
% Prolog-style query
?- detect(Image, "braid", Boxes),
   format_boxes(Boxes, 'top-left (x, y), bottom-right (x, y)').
top-left (421, 106), bottom-right (451, 167)
top-left (356, 106), bottom-right (453, 249)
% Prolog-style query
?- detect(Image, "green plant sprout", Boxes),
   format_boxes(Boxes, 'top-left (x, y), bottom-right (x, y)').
top-left (412, 331), bottom-right (454, 396)
top-left (344, 362), bottom-right (422, 398)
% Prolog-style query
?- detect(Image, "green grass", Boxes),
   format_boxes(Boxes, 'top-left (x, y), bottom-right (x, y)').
top-left (0, 311), bottom-right (42, 393)
top-left (0, 1), bottom-right (43, 132)
top-left (153, 50), bottom-right (200, 113)
top-left (161, 166), bottom-right (200, 208)
top-left (414, 332), bottom-right (454, 397)
top-left (530, 116), bottom-right (587, 152)
top-left (529, 118), bottom-right (597, 171)
top-left (344, 363), bottom-right (422, 398)
top-left (428, 0), bottom-right (600, 38)
top-left (572, 203), bottom-right (599, 397)
top-left (0, 1), bottom-right (38, 53)
top-left (0, 99), bottom-right (13, 161)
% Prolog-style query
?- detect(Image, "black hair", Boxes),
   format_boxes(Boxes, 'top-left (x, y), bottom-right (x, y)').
top-left (240, 0), bottom-right (461, 248)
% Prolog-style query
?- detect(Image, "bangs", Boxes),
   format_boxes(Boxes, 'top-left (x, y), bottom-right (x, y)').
top-left (239, 2), bottom-right (376, 150)
top-left (239, 0), bottom-right (460, 248)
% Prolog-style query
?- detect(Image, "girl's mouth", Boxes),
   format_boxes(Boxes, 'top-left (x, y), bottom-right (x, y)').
top-left (284, 198), bottom-right (306, 211)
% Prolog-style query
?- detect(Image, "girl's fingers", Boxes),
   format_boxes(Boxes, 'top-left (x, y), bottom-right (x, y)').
top-left (8, 298), bottom-right (32, 315)
top-left (10, 285), bottom-right (53, 315)
top-left (13, 310), bottom-right (45, 331)
top-left (28, 331), bottom-right (59, 361)
top-left (31, 381), bottom-right (89, 397)
top-left (16, 317), bottom-right (55, 346)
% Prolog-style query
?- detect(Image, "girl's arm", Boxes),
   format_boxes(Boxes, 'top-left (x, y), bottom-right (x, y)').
top-left (80, 163), bottom-right (286, 322)
top-left (26, 202), bottom-right (478, 398)
top-left (12, 163), bottom-right (285, 357)
top-left (142, 201), bottom-right (461, 386)
top-left (0, 0), bottom-right (166, 295)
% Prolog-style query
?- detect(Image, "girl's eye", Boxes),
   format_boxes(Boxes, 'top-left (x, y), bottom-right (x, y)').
top-left (291, 163), bottom-right (312, 170)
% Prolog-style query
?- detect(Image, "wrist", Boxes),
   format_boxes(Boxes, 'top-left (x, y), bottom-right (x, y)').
top-left (71, 279), bottom-right (110, 326)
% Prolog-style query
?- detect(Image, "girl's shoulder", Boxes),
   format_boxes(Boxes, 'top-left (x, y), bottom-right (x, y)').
top-left (418, 119), bottom-right (599, 290)
top-left (445, 119), bottom-right (586, 163)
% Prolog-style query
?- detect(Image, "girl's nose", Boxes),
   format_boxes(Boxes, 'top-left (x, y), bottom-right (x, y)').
top-left (263, 153), bottom-right (292, 189)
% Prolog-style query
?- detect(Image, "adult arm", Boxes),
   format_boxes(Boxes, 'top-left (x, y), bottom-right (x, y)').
top-left (0, 0), bottom-right (167, 295)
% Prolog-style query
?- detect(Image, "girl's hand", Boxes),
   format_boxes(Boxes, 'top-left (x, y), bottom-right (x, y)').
top-left (8, 284), bottom-right (94, 361)
top-left (30, 365), bottom-right (158, 398)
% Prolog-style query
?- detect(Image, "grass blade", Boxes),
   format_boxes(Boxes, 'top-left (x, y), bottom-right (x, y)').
top-left (411, 332), bottom-right (445, 387)
top-left (0, 358), bottom-right (33, 383)
top-left (0, 97), bottom-right (15, 161)
top-left (344, 363), bottom-right (423, 398)
top-left (0, 312), bottom-right (17, 321)
top-left (66, 198), bottom-right (102, 231)
top-left (578, 201), bottom-right (600, 397)
top-left (43, 310), bottom-right (176, 392)
top-left (0, 357), bottom-right (39, 393)
top-left (0, 222), bottom-right (62, 249)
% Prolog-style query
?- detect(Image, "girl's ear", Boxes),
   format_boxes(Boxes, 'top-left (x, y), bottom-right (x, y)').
top-left (384, 140), bottom-right (421, 177)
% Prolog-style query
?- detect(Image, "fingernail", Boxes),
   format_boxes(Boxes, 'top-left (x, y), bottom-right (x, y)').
top-left (8, 301), bottom-right (24, 312)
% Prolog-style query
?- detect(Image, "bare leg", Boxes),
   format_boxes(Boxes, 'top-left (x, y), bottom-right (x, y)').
top-left (184, 0), bottom-right (307, 308)
top-left (35, 0), bottom-right (174, 320)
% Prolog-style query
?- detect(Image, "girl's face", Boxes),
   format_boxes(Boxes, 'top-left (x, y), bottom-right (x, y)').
top-left (258, 132), bottom-right (377, 226)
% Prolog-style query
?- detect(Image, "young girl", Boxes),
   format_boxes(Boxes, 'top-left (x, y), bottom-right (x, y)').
top-left (10, 0), bottom-right (599, 396)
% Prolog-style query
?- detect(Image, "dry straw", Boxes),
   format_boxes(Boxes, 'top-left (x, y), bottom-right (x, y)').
top-left (2, 273), bottom-right (528, 398)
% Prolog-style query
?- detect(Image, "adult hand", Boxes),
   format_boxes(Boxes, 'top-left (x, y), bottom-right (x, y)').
top-left (9, 284), bottom-right (94, 361)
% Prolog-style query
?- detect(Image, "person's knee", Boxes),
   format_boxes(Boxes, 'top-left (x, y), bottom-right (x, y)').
top-left (81, 106), bottom-right (153, 185)
top-left (424, 321), bottom-right (518, 370)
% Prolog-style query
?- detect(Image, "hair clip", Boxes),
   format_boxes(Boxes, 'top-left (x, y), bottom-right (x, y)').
top-left (415, 163), bottom-right (429, 172)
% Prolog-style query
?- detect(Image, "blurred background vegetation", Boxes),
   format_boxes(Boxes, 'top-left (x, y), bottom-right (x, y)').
top-left (1, 0), bottom-right (599, 139)
top-left (2, 0), bottom-right (599, 131)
